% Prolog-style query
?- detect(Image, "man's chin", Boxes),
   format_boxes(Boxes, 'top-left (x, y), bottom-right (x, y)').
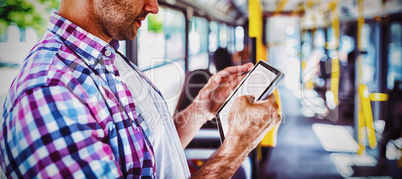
top-left (114, 31), bottom-right (138, 41)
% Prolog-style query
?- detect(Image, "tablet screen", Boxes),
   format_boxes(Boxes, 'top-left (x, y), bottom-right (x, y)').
top-left (217, 63), bottom-right (278, 138)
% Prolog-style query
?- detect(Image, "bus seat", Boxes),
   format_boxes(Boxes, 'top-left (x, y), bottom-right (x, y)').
top-left (175, 69), bottom-right (217, 129)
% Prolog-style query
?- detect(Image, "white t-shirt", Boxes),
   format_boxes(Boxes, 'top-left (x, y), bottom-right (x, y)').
top-left (114, 54), bottom-right (190, 178)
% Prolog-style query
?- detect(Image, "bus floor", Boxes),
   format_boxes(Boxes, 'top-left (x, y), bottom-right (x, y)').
top-left (261, 86), bottom-right (400, 179)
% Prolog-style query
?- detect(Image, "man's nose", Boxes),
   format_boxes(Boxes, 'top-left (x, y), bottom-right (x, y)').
top-left (144, 0), bottom-right (159, 14)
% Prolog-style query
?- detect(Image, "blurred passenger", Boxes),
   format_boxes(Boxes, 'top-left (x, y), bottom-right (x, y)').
top-left (338, 26), bottom-right (357, 120)
top-left (0, 0), bottom-right (281, 178)
top-left (338, 50), bottom-right (356, 119)
top-left (214, 47), bottom-right (232, 72)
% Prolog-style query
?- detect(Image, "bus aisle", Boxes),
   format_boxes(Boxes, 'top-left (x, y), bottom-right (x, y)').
top-left (265, 86), bottom-right (400, 178)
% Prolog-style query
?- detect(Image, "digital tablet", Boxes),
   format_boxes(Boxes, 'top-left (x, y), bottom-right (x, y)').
top-left (215, 60), bottom-right (285, 142)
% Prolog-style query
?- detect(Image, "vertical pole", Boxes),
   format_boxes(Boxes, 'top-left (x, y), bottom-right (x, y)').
top-left (378, 14), bottom-right (389, 124)
top-left (249, 0), bottom-right (263, 63)
top-left (251, 37), bottom-right (257, 64)
top-left (207, 19), bottom-right (211, 69)
top-left (126, 38), bottom-right (138, 65)
top-left (184, 9), bottom-right (190, 73)
top-left (329, 0), bottom-right (340, 105)
top-left (356, 0), bottom-right (365, 156)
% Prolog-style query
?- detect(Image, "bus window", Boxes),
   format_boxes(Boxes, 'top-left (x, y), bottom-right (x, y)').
top-left (339, 36), bottom-right (355, 64)
top-left (209, 21), bottom-right (219, 53)
top-left (326, 27), bottom-right (338, 59)
top-left (219, 23), bottom-right (228, 48)
top-left (227, 26), bottom-right (235, 54)
top-left (138, 7), bottom-right (185, 69)
top-left (301, 30), bottom-right (312, 62)
top-left (314, 28), bottom-right (326, 50)
top-left (387, 22), bottom-right (402, 90)
top-left (235, 26), bottom-right (245, 52)
top-left (137, 7), bottom-right (186, 113)
top-left (189, 17), bottom-right (209, 71)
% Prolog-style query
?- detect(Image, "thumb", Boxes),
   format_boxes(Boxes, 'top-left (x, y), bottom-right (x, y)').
top-left (239, 95), bottom-right (255, 103)
top-left (245, 95), bottom-right (255, 103)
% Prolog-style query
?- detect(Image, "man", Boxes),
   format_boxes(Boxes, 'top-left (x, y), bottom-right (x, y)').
top-left (0, 0), bottom-right (281, 178)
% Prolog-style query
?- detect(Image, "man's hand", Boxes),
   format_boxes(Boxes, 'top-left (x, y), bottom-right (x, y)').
top-left (193, 63), bottom-right (254, 121)
top-left (225, 94), bottom-right (281, 151)
top-left (173, 63), bottom-right (253, 148)
top-left (192, 94), bottom-right (281, 178)
top-left (176, 62), bottom-right (282, 178)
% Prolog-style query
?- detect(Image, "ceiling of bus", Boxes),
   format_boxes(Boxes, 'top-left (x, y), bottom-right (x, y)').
top-left (161, 0), bottom-right (402, 27)
top-left (259, 0), bottom-right (402, 28)
top-left (261, 0), bottom-right (304, 12)
top-left (160, 0), bottom-right (248, 25)
top-left (260, 0), bottom-right (401, 16)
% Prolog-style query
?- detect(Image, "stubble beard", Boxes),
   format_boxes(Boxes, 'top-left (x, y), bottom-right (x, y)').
top-left (93, 0), bottom-right (140, 41)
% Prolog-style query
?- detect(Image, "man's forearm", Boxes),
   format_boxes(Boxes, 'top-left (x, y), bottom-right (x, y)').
top-left (173, 102), bottom-right (211, 148)
top-left (192, 136), bottom-right (251, 178)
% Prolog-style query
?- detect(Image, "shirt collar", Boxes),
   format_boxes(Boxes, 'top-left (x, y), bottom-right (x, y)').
top-left (47, 12), bottom-right (117, 66)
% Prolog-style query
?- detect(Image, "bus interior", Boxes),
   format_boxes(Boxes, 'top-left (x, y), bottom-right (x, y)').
top-left (0, 0), bottom-right (401, 178)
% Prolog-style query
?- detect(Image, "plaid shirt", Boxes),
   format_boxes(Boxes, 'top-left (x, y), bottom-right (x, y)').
top-left (1, 13), bottom-right (156, 178)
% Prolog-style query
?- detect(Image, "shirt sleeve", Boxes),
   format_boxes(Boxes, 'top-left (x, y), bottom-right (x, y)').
top-left (1, 85), bottom-right (123, 178)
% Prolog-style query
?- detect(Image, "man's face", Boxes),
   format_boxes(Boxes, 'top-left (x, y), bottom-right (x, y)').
top-left (92, 0), bottom-right (159, 41)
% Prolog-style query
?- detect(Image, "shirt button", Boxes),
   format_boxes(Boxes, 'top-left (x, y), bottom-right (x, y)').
top-left (105, 50), bottom-right (112, 57)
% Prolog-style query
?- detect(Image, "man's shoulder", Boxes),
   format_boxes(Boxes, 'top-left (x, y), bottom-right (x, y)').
top-left (20, 32), bottom-right (77, 82)
top-left (28, 31), bottom-right (66, 63)
top-left (6, 32), bottom-right (86, 105)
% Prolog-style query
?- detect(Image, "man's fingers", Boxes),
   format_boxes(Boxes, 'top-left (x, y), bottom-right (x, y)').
top-left (254, 95), bottom-right (280, 120)
top-left (225, 63), bottom-right (253, 74)
top-left (212, 63), bottom-right (254, 90)
top-left (267, 93), bottom-right (277, 103)
top-left (215, 63), bottom-right (254, 81)
top-left (230, 74), bottom-right (247, 89)
top-left (235, 95), bottom-right (255, 104)
top-left (254, 94), bottom-right (276, 106)
top-left (270, 100), bottom-right (279, 110)
top-left (245, 95), bottom-right (255, 103)
top-left (224, 63), bottom-right (253, 75)
top-left (276, 113), bottom-right (282, 123)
